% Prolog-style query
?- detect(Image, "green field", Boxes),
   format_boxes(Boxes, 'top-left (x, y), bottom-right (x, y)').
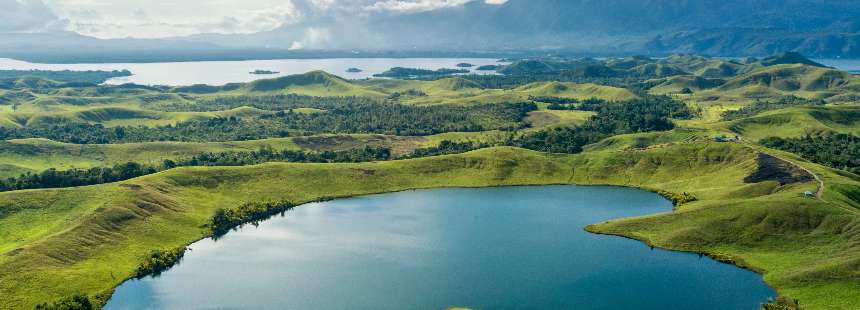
top-left (2, 53), bottom-right (860, 309)
top-left (0, 134), bottom-right (433, 178)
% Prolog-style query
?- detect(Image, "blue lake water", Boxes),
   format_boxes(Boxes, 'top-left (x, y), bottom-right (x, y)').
top-left (2, 57), bottom-right (857, 86)
top-left (0, 58), bottom-right (502, 86)
top-left (816, 59), bottom-right (860, 74)
top-left (105, 186), bottom-right (775, 310)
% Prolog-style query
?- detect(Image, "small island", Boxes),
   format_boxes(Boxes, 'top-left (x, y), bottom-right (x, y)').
top-left (249, 70), bottom-right (280, 75)
top-left (476, 65), bottom-right (500, 71)
top-left (346, 68), bottom-right (363, 73)
top-left (373, 67), bottom-right (469, 78)
top-left (456, 63), bottom-right (475, 68)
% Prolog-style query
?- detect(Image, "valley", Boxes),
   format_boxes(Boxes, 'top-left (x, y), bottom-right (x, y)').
top-left (1, 52), bottom-right (859, 309)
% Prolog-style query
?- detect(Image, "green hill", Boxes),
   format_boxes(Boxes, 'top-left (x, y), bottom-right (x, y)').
top-left (648, 76), bottom-right (726, 94)
top-left (514, 81), bottom-right (638, 101)
top-left (729, 106), bottom-right (860, 141)
top-left (0, 143), bottom-right (857, 309)
top-left (758, 52), bottom-right (827, 68)
top-left (689, 64), bottom-right (860, 103)
top-left (629, 63), bottom-right (689, 78)
top-left (243, 71), bottom-right (385, 97)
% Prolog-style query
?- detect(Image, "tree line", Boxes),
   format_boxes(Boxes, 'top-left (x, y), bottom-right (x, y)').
top-left (0, 140), bottom-right (511, 193)
top-left (210, 201), bottom-right (297, 237)
top-left (760, 132), bottom-right (860, 175)
top-left (721, 96), bottom-right (825, 121)
top-left (0, 102), bottom-right (536, 143)
top-left (134, 246), bottom-right (187, 279)
top-left (515, 96), bottom-right (694, 153)
top-left (0, 146), bottom-right (393, 192)
top-left (0, 96), bottom-right (692, 192)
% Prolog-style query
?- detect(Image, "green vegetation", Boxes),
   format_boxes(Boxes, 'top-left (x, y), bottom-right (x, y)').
top-left (249, 70), bottom-right (278, 75)
top-left (373, 67), bottom-right (469, 78)
top-left (0, 69), bottom-right (131, 84)
top-left (728, 106), bottom-right (860, 141)
top-left (657, 190), bottom-right (697, 206)
top-left (0, 102), bottom-right (536, 143)
top-left (0, 52), bottom-right (859, 309)
top-left (3, 142), bottom-right (857, 309)
top-left (516, 96), bottom-right (693, 153)
top-left (409, 140), bottom-right (487, 157)
top-left (0, 146), bottom-right (395, 192)
top-left (761, 133), bottom-right (860, 175)
top-left (721, 96), bottom-right (825, 121)
top-left (134, 246), bottom-right (186, 278)
top-left (34, 293), bottom-right (94, 310)
top-left (210, 201), bottom-right (296, 236)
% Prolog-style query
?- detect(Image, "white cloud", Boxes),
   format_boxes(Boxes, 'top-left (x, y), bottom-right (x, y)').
top-left (12, 0), bottom-right (498, 39)
top-left (311, 0), bottom-right (336, 9)
top-left (289, 27), bottom-right (332, 50)
top-left (45, 0), bottom-right (303, 38)
top-left (0, 0), bottom-right (66, 32)
top-left (365, 0), bottom-right (471, 13)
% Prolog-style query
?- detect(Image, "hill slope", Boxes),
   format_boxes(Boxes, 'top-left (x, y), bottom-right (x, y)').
top-left (1, 143), bottom-right (857, 309)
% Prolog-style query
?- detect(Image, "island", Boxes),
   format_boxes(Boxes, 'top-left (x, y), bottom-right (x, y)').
top-left (0, 69), bottom-right (132, 84)
top-left (345, 68), bottom-right (363, 73)
top-left (249, 70), bottom-right (280, 75)
top-left (373, 67), bottom-right (469, 78)
top-left (476, 65), bottom-right (500, 71)
top-left (456, 63), bottom-right (475, 68)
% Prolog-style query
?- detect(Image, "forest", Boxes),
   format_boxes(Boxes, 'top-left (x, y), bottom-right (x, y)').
top-left (0, 102), bottom-right (537, 143)
top-left (0, 69), bottom-right (131, 84)
top-left (760, 133), bottom-right (860, 175)
top-left (516, 96), bottom-right (693, 153)
top-left (0, 146), bottom-right (396, 192)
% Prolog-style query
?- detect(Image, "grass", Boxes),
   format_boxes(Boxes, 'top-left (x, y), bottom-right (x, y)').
top-left (0, 134), bottom-right (435, 178)
top-left (0, 106), bottom-right (275, 129)
top-left (690, 64), bottom-right (860, 104)
top-left (524, 108), bottom-right (594, 130)
top-left (0, 73), bottom-right (637, 132)
top-left (1, 141), bottom-right (858, 309)
top-left (729, 106), bottom-right (860, 141)
top-left (2, 67), bottom-right (860, 309)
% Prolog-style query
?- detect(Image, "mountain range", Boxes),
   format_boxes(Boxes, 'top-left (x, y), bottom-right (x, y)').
top-left (2, 0), bottom-right (860, 62)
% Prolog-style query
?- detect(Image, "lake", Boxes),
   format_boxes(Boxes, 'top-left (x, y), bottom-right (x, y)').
top-left (105, 186), bottom-right (775, 310)
top-left (2, 57), bottom-right (858, 86)
top-left (0, 58), bottom-right (502, 86)
top-left (816, 59), bottom-right (860, 74)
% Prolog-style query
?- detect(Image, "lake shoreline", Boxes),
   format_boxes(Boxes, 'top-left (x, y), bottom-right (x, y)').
top-left (104, 183), bottom-right (775, 309)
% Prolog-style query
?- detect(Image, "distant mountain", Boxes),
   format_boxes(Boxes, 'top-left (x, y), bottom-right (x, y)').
top-left (2, 0), bottom-right (860, 62)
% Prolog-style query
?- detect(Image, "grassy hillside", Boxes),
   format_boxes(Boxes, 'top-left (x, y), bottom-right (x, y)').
top-left (692, 64), bottom-right (860, 103)
top-left (1, 141), bottom-right (858, 309)
top-left (0, 72), bottom-right (637, 132)
top-left (243, 71), bottom-right (386, 97)
top-left (0, 134), bottom-right (429, 178)
top-left (2, 55), bottom-right (860, 310)
top-left (729, 106), bottom-right (860, 141)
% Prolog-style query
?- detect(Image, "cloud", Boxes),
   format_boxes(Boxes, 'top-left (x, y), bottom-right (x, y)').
top-left (19, 0), bottom-right (497, 39)
top-left (289, 27), bottom-right (332, 50)
top-left (365, 0), bottom-right (471, 13)
top-left (0, 0), bottom-right (66, 32)
top-left (47, 0), bottom-right (303, 38)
